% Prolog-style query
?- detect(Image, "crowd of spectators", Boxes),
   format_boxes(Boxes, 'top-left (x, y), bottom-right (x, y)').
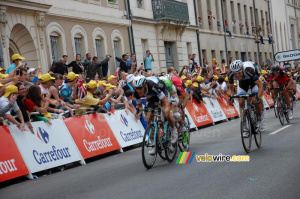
top-left (0, 51), bottom-right (299, 132)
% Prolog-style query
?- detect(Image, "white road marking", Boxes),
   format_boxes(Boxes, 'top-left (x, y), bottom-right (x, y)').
top-left (269, 125), bottom-right (292, 135)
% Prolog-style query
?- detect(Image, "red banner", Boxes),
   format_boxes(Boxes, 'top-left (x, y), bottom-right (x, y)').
top-left (185, 99), bottom-right (214, 127)
top-left (263, 91), bottom-right (275, 107)
top-left (64, 113), bottom-right (120, 159)
top-left (0, 125), bottom-right (29, 183)
top-left (217, 95), bottom-right (239, 118)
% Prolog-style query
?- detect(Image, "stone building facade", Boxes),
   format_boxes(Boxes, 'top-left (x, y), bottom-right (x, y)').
top-left (0, 0), bottom-right (130, 74)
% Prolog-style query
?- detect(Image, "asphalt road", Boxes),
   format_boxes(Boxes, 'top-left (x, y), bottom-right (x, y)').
top-left (1, 103), bottom-right (300, 199)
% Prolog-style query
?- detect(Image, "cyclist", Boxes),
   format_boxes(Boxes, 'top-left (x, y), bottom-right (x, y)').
top-left (283, 62), bottom-right (292, 72)
top-left (287, 72), bottom-right (297, 101)
top-left (133, 75), bottom-right (177, 154)
top-left (228, 60), bottom-right (265, 133)
top-left (159, 75), bottom-right (189, 141)
top-left (267, 65), bottom-right (293, 119)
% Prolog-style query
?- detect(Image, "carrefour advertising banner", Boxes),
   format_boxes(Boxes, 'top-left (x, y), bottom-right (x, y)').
top-left (203, 97), bottom-right (227, 123)
top-left (217, 95), bottom-right (239, 119)
top-left (64, 113), bottom-right (120, 159)
top-left (0, 125), bottom-right (29, 182)
top-left (104, 110), bottom-right (144, 148)
top-left (9, 120), bottom-right (82, 173)
top-left (185, 99), bottom-right (214, 127)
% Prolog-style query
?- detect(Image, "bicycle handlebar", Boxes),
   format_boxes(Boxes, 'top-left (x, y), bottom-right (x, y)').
top-left (230, 93), bottom-right (257, 99)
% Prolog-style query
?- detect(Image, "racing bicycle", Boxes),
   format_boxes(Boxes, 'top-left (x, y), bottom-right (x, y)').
top-left (273, 87), bottom-right (290, 125)
top-left (231, 94), bottom-right (262, 153)
top-left (141, 105), bottom-right (178, 169)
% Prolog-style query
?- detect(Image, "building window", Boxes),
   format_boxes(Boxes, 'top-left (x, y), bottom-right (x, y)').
top-left (108, 0), bottom-right (117, 3)
top-left (137, 0), bottom-right (143, 8)
top-left (88, 0), bottom-right (101, 5)
top-left (50, 35), bottom-right (60, 62)
top-left (74, 35), bottom-right (84, 59)
top-left (141, 39), bottom-right (149, 58)
top-left (114, 39), bottom-right (120, 68)
top-left (95, 38), bottom-right (104, 61)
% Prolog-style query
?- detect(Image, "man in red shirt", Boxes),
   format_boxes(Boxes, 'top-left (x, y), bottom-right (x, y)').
top-left (267, 65), bottom-right (293, 119)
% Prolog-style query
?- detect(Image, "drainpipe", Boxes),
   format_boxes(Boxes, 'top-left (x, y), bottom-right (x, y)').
top-left (268, 0), bottom-right (275, 58)
top-left (125, 0), bottom-right (136, 53)
top-left (220, 0), bottom-right (229, 66)
top-left (193, 0), bottom-right (202, 66)
top-left (253, 0), bottom-right (262, 66)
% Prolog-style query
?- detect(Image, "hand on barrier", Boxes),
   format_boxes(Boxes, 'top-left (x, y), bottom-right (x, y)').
top-left (228, 96), bottom-right (234, 106)
top-left (135, 112), bottom-right (142, 122)
top-left (18, 124), bottom-right (27, 132)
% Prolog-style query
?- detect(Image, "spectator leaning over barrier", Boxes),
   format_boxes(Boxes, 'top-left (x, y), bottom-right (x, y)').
top-left (124, 90), bottom-right (136, 115)
top-left (0, 85), bottom-right (27, 131)
top-left (15, 82), bottom-right (34, 134)
top-left (122, 74), bottom-right (143, 121)
top-left (17, 68), bottom-right (33, 89)
top-left (102, 83), bottom-right (124, 113)
top-left (107, 74), bottom-right (122, 95)
top-left (0, 83), bottom-right (18, 122)
top-left (50, 73), bottom-right (78, 115)
top-left (190, 82), bottom-right (203, 105)
top-left (60, 72), bottom-right (78, 103)
top-left (76, 80), bottom-right (113, 108)
top-left (23, 85), bottom-right (52, 114)
top-left (40, 73), bottom-right (55, 95)
top-left (6, 54), bottom-right (25, 74)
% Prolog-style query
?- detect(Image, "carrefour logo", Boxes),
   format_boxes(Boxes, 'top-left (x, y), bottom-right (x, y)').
top-left (120, 114), bottom-right (128, 127)
top-left (37, 127), bottom-right (49, 144)
top-left (192, 103), bottom-right (199, 112)
top-left (85, 120), bottom-right (95, 134)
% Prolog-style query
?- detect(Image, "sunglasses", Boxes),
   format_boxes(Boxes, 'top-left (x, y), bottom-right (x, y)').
top-left (135, 87), bottom-right (144, 90)
top-left (234, 70), bottom-right (243, 75)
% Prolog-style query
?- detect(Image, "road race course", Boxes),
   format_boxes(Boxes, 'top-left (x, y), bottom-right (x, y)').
top-left (1, 103), bottom-right (300, 199)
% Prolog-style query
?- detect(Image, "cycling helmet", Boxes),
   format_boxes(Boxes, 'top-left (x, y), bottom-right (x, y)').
top-left (230, 60), bottom-right (243, 72)
top-left (133, 76), bottom-right (146, 88)
top-left (283, 62), bottom-right (291, 69)
top-left (271, 65), bottom-right (280, 73)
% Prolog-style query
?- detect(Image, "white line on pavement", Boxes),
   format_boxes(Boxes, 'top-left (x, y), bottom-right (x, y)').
top-left (269, 125), bottom-right (292, 135)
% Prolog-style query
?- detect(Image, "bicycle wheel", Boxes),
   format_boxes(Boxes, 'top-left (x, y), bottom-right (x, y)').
top-left (178, 114), bottom-right (191, 152)
top-left (282, 97), bottom-right (290, 124)
top-left (165, 123), bottom-right (178, 162)
top-left (253, 115), bottom-right (262, 148)
top-left (277, 98), bottom-right (285, 125)
top-left (240, 110), bottom-right (252, 153)
top-left (157, 123), bottom-right (166, 161)
top-left (274, 98), bottom-right (278, 118)
top-left (142, 124), bottom-right (157, 169)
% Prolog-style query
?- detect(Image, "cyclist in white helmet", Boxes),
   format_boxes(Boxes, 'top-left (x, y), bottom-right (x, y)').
top-left (228, 60), bottom-right (265, 132)
top-left (133, 75), bottom-right (177, 155)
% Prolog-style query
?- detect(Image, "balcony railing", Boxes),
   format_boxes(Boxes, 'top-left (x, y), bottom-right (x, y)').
top-left (152, 0), bottom-right (189, 23)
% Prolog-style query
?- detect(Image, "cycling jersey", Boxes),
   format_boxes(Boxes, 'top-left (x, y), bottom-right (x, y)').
top-left (228, 62), bottom-right (259, 91)
top-left (159, 76), bottom-right (175, 94)
top-left (171, 76), bottom-right (186, 96)
top-left (268, 70), bottom-right (290, 87)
